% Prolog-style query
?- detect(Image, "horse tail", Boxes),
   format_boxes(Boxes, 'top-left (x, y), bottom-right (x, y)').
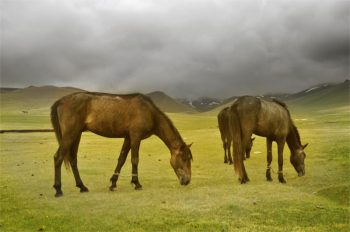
top-left (51, 100), bottom-right (62, 144)
top-left (51, 99), bottom-right (70, 169)
top-left (229, 105), bottom-right (244, 180)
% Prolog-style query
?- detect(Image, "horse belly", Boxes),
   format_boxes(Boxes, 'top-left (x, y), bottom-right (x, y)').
top-left (84, 113), bottom-right (129, 138)
top-left (84, 97), bottom-right (155, 138)
top-left (255, 118), bottom-right (288, 139)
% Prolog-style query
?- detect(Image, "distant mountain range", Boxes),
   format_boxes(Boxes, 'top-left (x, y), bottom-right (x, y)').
top-left (179, 80), bottom-right (349, 112)
top-left (177, 97), bottom-right (222, 112)
top-left (1, 80), bottom-right (349, 114)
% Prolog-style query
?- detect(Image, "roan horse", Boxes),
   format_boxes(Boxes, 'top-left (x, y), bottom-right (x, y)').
top-left (51, 92), bottom-right (193, 197)
top-left (218, 106), bottom-right (255, 164)
top-left (230, 96), bottom-right (307, 183)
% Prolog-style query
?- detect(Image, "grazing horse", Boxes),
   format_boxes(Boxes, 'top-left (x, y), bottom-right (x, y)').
top-left (51, 92), bottom-right (193, 197)
top-left (218, 107), bottom-right (255, 164)
top-left (230, 96), bottom-right (307, 184)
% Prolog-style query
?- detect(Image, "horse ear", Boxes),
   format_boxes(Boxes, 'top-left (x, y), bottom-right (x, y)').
top-left (251, 137), bottom-right (255, 141)
top-left (187, 143), bottom-right (193, 148)
top-left (302, 143), bottom-right (308, 149)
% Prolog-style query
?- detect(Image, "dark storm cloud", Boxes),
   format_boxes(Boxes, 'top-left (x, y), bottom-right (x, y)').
top-left (1, 0), bottom-right (349, 98)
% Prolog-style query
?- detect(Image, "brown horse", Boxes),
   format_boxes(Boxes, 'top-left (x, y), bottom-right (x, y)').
top-left (51, 92), bottom-right (193, 197)
top-left (218, 107), bottom-right (254, 164)
top-left (230, 96), bottom-right (307, 184)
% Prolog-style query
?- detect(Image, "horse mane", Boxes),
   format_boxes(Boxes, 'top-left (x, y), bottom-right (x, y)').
top-left (272, 98), bottom-right (302, 147)
top-left (272, 98), bottom-right (288, 109)
top-left (141, 95), bottom-right (178, 134)
top-left (141, 95), bottom-right (190, 152)
top-left (290, 124), bottom-right (302, 146)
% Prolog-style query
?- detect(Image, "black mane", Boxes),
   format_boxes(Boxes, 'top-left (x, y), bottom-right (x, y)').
top-left (269, 98), bottom-right (302, 147)
top-left (272, 98), bottom-right (288, 109)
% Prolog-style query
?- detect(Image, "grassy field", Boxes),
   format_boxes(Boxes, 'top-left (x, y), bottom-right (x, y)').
top-left (0, 104), bottom-right (349, 231)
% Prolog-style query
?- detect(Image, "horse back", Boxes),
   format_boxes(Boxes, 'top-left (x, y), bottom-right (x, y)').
top-left (231, 96), bottom-right (290, 139)
top-left (232, 96), bottom-right (261, 133)
top-left (55, 92), bottom-right (156, 138)
top-left (255, 99), bottom-right (290, 138)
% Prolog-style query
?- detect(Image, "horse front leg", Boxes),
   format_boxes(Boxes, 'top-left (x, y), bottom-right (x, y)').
top-left (130, 139), bottom-right (142, 190)
top-left (277, 139), bottom-right (287, 183)
top-left (266, 138), bottom-right (273, 181)
top-left (109, 138), bottom-right (131, 191)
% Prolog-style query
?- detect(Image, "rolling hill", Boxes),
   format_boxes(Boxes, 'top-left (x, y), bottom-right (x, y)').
top-left (284, 80), bottom-right (350, 110)
top-left (0, 86), bottom-right (85, 113)
top-left (146, 91), bottom-right (196, 113)
top-left (0, 86), bottom-right (196, 114)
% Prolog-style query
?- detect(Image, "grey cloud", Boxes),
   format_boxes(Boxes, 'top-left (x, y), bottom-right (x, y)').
top-left (1, 0), bottom-right (348, 98)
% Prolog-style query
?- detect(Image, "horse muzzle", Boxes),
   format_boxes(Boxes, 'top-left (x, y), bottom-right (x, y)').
top-left (298, 169), bottom-right (305, 177)
top-left (179, 176), bottom-right (191, 185)
top-left (174, 168), bottom-right (191, 185)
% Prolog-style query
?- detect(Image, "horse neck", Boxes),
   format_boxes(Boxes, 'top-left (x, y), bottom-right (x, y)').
top-left (286, 124), bottom-right (301, 152)
top-left (155, 113), bottom-right (184, 151)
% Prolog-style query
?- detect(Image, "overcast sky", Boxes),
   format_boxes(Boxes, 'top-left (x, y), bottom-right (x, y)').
top-left (1, 0), bottom-right (349, 98)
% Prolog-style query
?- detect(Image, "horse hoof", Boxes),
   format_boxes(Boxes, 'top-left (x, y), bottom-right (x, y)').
top-left (267, 178), bottom-right (273, 182)
top-left (279, 179), bottom-right (286, 184)
top-left (55, 192), bottom-right (63, 198)
top-left (109, 186), bottom-right (116, 191)
top-left (133, 183), bottom-right (142, 190)
top-left (79, 186), bottom-right (89, 193)
top-left (134, 185), bottom-right (143, 190)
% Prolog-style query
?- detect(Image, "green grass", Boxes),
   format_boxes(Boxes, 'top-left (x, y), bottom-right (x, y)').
top-left (0, 106), bottom-right (349, 231)
top-left (287, 82), bottom-right (350, 111)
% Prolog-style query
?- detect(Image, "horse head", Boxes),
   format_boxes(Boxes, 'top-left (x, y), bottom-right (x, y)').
top-left (290, 143), bottom-right (308, 176)
top-left (170, 143), bottom-right (193, 185)
top-left (245, 137), bottom-right (255, 158)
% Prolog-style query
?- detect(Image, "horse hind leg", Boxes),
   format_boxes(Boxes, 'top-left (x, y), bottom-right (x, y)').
top-left (70, 133), bottom-right (89, 193)
top-left (53, 148), bottom-right (64, 197)
top-left (227, 140), bottom-right (233, 164)
top-left (223, 141), bottom-right (228, 163)
top-left (53, 133), bottom-right (84, 197)
top-left (53, 135), bottom-right (73, 197)
top-left (240, 133), bottom-right (252, 183)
